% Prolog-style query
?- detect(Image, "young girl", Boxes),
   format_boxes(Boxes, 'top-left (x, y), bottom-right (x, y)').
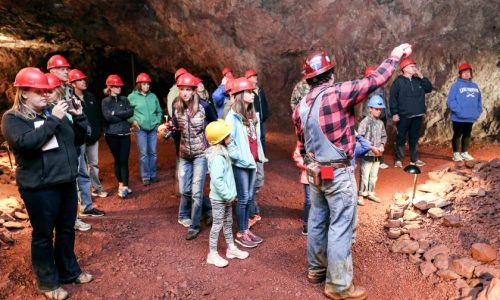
top-left (225, 77), bottom-right (266, 248)
top-left (292, 145), bottom-right (310, 235)
top-left (205, 119), bottom-right (249, 267)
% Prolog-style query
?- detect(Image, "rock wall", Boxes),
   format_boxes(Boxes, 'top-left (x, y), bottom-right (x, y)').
top-left (0, 0), bottom-right (499, 142)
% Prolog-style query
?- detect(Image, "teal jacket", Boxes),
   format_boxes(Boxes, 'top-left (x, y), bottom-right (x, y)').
top-left (128, 90), bottom-right (163, 131)
top-left (225, 109), bottom-right (267, 169)
top-left (206, 145), bottom-right (237, 202)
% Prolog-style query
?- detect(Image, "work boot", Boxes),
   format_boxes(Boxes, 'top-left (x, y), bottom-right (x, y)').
top-left (324, 284), bottom-right (367, 300)
top-left (307, 271), bottom-right (326, 284)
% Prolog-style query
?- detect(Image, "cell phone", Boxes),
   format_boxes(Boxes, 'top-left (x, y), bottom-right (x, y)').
top-left (65, 88), bottom-right (76, 110)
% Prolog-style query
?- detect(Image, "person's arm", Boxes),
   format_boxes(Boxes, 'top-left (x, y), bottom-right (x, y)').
top-left (154, 94), bottom-right (163, 125)
top-left (209, 155), bottom-right (234, 201)
top-left (72, 113), bottom-right (89, 146)
top-left (127, 94), bottom-right (137, 124)
top-left (355, 135), bottom-right (372, 158)
top-left (202, 101), bottom-right (217, 123)
top-left (380, 123), bottom-right (387, 146)
top-left (101, 98), bottom-right (124, 123)
top-left (447, 84), bottom-right (459, 113)
top-left (357, 118), bottom-right (367, 136)
top-left (212, 84), bottom-right (226, 110)
top-left (292, 105), bottom-right (306, 156)
top-left (420, 77), bottom-right (433, 93)
top-left (477, 87), bottom-right (483, 116)
top-left (292, 147), bottom-right (307, 170)
top-left (389, 79), bottom-right (400, 118)
top-left (114, 97), bottom-right (134, 119)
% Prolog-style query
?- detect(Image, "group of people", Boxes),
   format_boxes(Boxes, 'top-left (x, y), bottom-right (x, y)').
top-left (1, 43), bottom-right (483, 299)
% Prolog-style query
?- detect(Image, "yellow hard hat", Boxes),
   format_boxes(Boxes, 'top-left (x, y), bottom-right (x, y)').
top-left (205, 119), bottom-right (233, 145)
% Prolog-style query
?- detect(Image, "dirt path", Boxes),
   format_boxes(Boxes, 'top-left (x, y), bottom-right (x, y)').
top-left (1, 129), bottom-right (498, 299)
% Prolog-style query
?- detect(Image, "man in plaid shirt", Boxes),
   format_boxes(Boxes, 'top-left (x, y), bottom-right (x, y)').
top-left (293, 43), bottom-right (411, 300)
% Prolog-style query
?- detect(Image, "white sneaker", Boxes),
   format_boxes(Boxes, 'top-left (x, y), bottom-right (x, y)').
top-left (379, 163), bottom-right (389, 169)
top-left (74, 218), bottom-right (91, 231)
top-left (461, 152), bottom-right (474, 161)
top-left (177, 218), bottom-right (192, 228)
top-left (394, 161), bottom-right (403, 168)
top-left (207, 252), bottom-right (229, 268)
top-left (91, 190), bottom-right (109, 198)
top-left (452, 152), bottom-right (463, 161)
top-left (118, 187), bottom-right (128, 199)
top-left (226, 247), bottom-right (249, 260)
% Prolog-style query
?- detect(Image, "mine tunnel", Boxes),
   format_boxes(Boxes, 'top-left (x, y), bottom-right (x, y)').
top-left (0, 1), bottom-right (499, 299)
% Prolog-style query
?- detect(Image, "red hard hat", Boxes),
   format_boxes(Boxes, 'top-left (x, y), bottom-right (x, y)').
top-left (174, 68), bottom-right (188, 80)
top-left (303, 51), bottom-right (336, 80)
top-left (68, 69), bottom-right (87, 83)
top-left (176, 73), bottom-right (199, 87)
top-left (47, 54), bottom-right (70, 70)
top-left (364, 66), bottom-right (377, 77)
top-left (245, 69), bottom-right (258, 79)
top-left (136, 72), bottom-right (152, 83)
top-left (193, 76), bottom-right (203, 86)
top-left (225, 78), bottom-right (234, 93)
top-left (105, 74), bottom-right (124, 86)
top-left (45, 73), bottom-right (62, 89)
top-left (400, 58), bottom-right (416, 70)
top-left (458, 63), bottom-right (472, 73)
top-left (230, 77), bottom-right (256, 95)
top-left (222, 67), bottom-right (232, 76)
top-left (14, 67), bottom-right (50, 89)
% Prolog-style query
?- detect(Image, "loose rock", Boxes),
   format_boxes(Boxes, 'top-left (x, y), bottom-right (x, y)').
top-left (436, 269), bottom-right (461, 281)
top-left (384, 219), bottom-right (402, 228)
top-left (403, 210), bottom-right (420, 221)
top-left (420, 261), bottom-right (437, 276)
top-left (470, 243), bottom-right (497, 263)
top-left (476, 277), bottom-right (500, 300)
top-left (424, 245), bottom-right (450, 261)
top-left (14, 211), bottom-right (29, 220)
top-left (3, 221), bottom-right (24, 229)
top-left (433, 253), bottom-right (449, 270)
top-left (387, 228), bottom-right (402, 239)
top-left (427, 207), bottom-right (444, 219)
top-left (473, 265), bottom-right (500, 279)
top-left (442, 215), bottom-right (461, 227)
top-left (450, 258), bottom-right (482, 279)
top-left (408, 228), bottom-right (428, 241)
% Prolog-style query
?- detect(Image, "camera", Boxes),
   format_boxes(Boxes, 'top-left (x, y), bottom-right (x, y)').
top-left (163, 130), bottom-right (173, 140)
top-left (64, 88), bottom-right (76, 110)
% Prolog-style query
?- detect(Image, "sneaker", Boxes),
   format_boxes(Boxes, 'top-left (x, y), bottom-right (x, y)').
top-left (235, 233), bottom-right (258, 248)
top-left (461, 152), bottom-right (474, 161)
top-left (324, 284), bottom-right (367, 300)
top-left (150, 177), bottom-right (160, 183)
top-left (247, 230), bottom-right (263, 244)
top-left (301, 225), bottom-right (308, 236)
top-left (414, 160), bottom-right (426, 167)
top-left (117, 187), bottom-right (128, 199)
top-left (178, 218), bottom-right (192, 228)
top-left (186, 230), bottom-right (199, 240)
top-left (394, 161), bottom-right (403, 168)
top-left (75, 272), bottom-right (93, 284)
top-left (357, 196), bottom-right (365, 206)
top-left (81, 208), bottom-right (105, 217)
top-left (42, 287), bottom-right (69, 300)
top-left (226, 247), bottom-right (249, 260)
top-left (143, 179), bottom-right (151, 186)
top-left (379, 162), bottom-right (389, 169)
top-left (248, 217), bottom-right (258, 228)
top-left (74, 218), bottom-right (91, 231)
top-left (207, 252), bottom-right (228, 267)
top-left (91, 190), bottom-right (108, 198)
top-left (453, 152), bottom-right (463, 161)
top-left (367, 194), bottom-right (381, 203)
top-left (125, 187), bottom-right (132, 194)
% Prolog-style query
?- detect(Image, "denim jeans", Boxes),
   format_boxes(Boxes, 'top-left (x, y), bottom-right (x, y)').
top-left (83, 141), bottom-right (104, 193)
top-left (308, 166), bottom-right (357, 293)
top-left (135, 127), bottom-right (158, 181)
top-left (178, 156), bottom-right (207, 233)
top-left (77, 147), bottom-right (92, 212)
top-left (249, 162), bottom-right (264, 217)
top-left (359, 158), bottom-right (380, 196)
top-left (303, 184), bottom-right (311, 227)
top-left (232, 166), bottom-right (256, 233)
top-left (19, 182), bottom-right (82, 291)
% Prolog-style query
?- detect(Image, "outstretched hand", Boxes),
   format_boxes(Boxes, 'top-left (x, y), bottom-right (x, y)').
top-left (391, 43), bottom-right (412, 60)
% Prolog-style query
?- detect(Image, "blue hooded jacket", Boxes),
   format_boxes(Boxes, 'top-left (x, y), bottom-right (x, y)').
top-left (447, 78), bottom-right (482, 123)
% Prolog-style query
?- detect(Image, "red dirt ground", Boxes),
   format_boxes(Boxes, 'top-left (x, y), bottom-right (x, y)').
top-left (0, 125), bottom-right (498, 300)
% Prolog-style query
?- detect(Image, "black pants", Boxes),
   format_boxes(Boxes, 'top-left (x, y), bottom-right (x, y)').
top-left (452, 121), bottom-right (473, 152)
top-left (105, 134), bottom-right (131, 186)
top-left (19, 182), bottom-right (82, 291)
top-left (395, 116), bottom-right (423, 163)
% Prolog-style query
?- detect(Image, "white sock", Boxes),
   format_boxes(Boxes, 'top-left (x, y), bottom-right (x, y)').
top-left (228, 244), bottom-right (237, 251)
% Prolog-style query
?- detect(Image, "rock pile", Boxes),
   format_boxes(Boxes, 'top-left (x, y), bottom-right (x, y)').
top-left (384, 158), bottom-right (500, 299)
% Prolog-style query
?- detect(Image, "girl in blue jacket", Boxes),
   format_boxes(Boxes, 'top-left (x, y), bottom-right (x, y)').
top-left (447, 63), bottom-right (483, 161)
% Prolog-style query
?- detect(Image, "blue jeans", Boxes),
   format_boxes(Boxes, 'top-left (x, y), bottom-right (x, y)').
top-left (307, 166), bottom-right (357, 293)
top-left (83, 141), bottom-right (104, 193)
top-left (249, 162), bottom-right (264, 217)
top-left (303, 184), bottom-right (311, 227)
top-left (232, 166), bottom-right (256, 233)
top-left (135, 127), bottom-right (158, 181)
top-left (77, 147), bottom-right (92, 212)
top-left (178, 156), bottom-right (207, 233)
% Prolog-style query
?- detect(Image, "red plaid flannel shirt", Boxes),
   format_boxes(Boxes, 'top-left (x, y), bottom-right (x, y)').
top-left (293, 57), bottom-right (398, 158)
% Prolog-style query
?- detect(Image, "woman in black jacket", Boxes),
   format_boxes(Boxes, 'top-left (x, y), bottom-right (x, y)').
top-left (1, 67), bottom-right (93, 300)
top-left (101, 74), bottom-right (134, 198)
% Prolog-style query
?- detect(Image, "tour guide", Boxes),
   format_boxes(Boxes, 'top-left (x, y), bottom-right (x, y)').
top-left (293, 43), bottom-right (411, 300)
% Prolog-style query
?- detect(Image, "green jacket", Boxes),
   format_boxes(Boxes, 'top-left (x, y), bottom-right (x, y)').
top-left (206, 145), bottom-right (237, 202)
top-left (128, 90), bottom-right (163, 131)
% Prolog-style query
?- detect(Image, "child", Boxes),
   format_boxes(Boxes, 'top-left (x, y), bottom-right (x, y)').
top-left (292, 145), bottom-right (310, 235)
top-left (205, 119), bottom-right (249, 267)
top-left (357, 95), bottom-right (387, 204)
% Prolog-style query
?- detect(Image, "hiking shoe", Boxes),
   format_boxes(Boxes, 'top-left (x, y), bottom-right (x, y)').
top-left (75, 272), bottom-right (93, 284)
top-left (91, 190), bottom-right (108, 198)
top-left (307, 272), bottom-right (326, 284)
top-left (379, 163), bottom-right (389, 169)
top-left (235, 233), bottom-right (258, 248)
top-left (74, 218), bottom-right (91, 231)
top-left (150, 177), bottom-right (160, 183)
top-left (178, 218), bottom-right (192, 228)
top-left (207, 252), bottom-right (229, 267)
top-left (461, 152), bottom-right (474, 161)
top-left (226, 247), bottom-right (249, 260)
top-left (42, 287), bottom-right (69, 300)
top-left (357, 196), bottom-right (365, 206)
top-left (394, 161), bottom-right (403, 168)
top-left (453, 152), bottom-right (463, 161)
top-left (81, 208), bottom-right (105, 217)
top-left (324, 284), bottom-right (367, 300)
top-left (143, 179), bottom-right (151, 186)
top-left (413, 160), bottom-right (426, 167)
top-left (186, 230), bottom-right (199, 240)
top-left (247, 230), bottom-right (263, 244)
top-left (302, 225), bottom-right (308, 236)
top-left (367, 194), bottom-right (381, 203)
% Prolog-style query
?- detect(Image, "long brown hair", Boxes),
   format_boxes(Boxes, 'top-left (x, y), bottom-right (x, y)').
top-left (174, 89), bottom-right (199, 116)
top-left (232, 91), bottom-right (256, 126)
top-left (8, 88), bottom-right (38, 120)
